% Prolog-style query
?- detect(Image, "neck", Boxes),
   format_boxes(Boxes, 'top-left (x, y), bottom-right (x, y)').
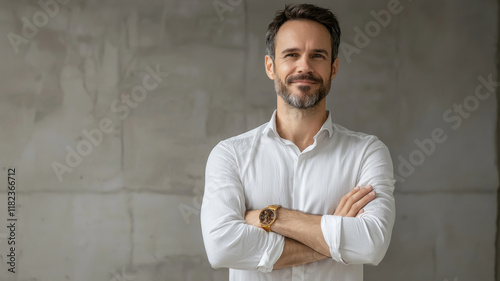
top-left (276, 98), bottom-right (328, 151)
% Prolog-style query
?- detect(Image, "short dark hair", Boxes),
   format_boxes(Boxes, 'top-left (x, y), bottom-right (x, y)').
top-left (265, 4), bottom-right (341, 62)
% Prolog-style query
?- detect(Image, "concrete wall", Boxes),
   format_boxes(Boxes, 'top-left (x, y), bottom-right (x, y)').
top-left (0, 0), bottom-right (497, 280)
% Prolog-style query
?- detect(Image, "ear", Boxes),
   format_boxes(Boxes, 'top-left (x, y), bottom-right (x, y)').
top-left (330, 57), bottom-right (339, 80)
top-left (265, 55), bottom-right (275, 80)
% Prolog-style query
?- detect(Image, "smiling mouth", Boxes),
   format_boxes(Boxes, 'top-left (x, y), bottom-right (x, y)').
top-left (291, 80), bottom-right (317, 84)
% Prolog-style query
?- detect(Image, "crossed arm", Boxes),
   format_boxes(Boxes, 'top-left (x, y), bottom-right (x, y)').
top-left (201, 140), bottom-right (395, 272)
top-left (244, 185), bottom-right (376, 269)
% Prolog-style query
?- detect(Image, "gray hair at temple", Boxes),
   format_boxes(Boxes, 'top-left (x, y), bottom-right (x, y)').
top-left (265, 3), bottom-right (341, 63)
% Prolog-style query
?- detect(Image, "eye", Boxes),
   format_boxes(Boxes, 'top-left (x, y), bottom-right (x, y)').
top-left (284, 53), bottom-right (297, 58)
top-left (312, 53), bottom-right (326, 59)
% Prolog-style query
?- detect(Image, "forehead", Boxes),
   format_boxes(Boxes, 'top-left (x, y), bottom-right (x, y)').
top-left (275, 19), bottom-right (331, 53)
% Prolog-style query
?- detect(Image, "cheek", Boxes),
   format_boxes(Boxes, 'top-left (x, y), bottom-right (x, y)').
top-left (317, 65), bottom-right (333, 80)
top-left (276, 61), bottom-right (294, 73)
top-left (276, 65), bottom-right (295, 82)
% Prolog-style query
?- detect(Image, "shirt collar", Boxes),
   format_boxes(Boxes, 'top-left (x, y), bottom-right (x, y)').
top-left (320, 110), bottom-right (334, 138)
top-left (262, 110), bottom-right (279, 137)
top-left (262, 110), bottom-right (334, 138)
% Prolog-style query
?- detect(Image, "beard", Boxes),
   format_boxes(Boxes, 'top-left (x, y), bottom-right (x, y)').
top-left (275, 72), bottom-right (331, 109)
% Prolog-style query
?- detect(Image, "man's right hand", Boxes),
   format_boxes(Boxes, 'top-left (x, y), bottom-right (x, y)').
top-left (334, 185), bottom-right (376, 217)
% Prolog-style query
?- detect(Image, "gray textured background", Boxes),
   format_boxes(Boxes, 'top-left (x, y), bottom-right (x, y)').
top-left (0, 0), bottom-right (497, 280)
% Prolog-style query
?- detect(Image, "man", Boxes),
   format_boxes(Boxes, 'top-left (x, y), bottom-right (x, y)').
top-left (201, 3), bottom-right (395, 280)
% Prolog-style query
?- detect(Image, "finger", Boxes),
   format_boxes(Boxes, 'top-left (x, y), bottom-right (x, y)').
top-left (346, 186), bottom-right (373, 207)
top-left (340, 185), bottom-right (373, 216)
top-left (346, 190), bottom-right (376, 217)
top-left (356, 209), bottom-right (364, 217)
top-left (343, 187), bottom-right (374, 217)
top-left (335, 186), bottom-right (359, 213)
top-left (348, 190), bottom-right (376, 216)
top-left (335, 186), bottom-right (360, 216)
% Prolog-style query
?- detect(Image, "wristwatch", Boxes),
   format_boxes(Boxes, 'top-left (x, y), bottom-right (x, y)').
top-left (259, 205), bottom-right (281, 232)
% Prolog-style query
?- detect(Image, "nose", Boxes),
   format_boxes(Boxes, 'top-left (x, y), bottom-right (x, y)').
top-left (296, 56), bottom-right (313, 74)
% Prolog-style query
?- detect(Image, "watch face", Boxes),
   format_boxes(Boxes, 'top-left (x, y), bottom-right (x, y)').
top-left (260, 209), bottom-right (275, 225)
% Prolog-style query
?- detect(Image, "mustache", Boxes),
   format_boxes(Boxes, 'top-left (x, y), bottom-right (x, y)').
top-left (286, 74), bottom-right (323, 84)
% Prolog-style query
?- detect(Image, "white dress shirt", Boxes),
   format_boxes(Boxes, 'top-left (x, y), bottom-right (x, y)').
top-left (201, 110), bottom-right (395, 281)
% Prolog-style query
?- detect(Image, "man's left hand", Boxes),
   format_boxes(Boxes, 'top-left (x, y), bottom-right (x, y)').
top-left (245, 210), bottom-right (261, 228)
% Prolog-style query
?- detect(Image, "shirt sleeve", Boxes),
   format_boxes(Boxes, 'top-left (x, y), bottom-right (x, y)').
top-left (200, 141), bottom-right (285, 272)
top-left (320, 137), bottom-right (396, 265)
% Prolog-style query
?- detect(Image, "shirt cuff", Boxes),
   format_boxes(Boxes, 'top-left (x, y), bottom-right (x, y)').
top-left (321, 215), bottom-right (348, 264)
top-left (256, 231), bottom-right (285, 273)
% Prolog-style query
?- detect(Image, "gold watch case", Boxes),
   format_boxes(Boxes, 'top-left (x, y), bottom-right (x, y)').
top-left (259, 205), bottom-right (281, 231)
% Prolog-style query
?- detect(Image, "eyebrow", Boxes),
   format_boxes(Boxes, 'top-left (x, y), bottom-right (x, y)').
top-left (280, 48), bottom-right (330, 56)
